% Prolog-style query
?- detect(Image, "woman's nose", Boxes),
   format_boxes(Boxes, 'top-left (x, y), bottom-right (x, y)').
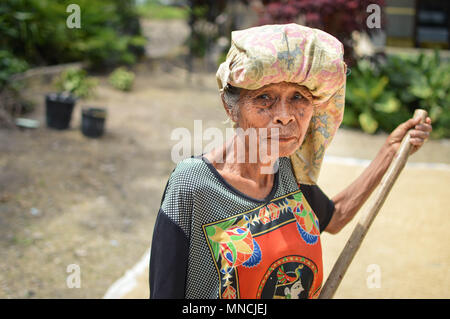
top-left (273, 99), bottom-right (295, 125)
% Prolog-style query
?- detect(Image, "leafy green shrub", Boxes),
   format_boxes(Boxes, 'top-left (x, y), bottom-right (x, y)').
top-left (0, 0), bottom-right (146, 69)
top-left (0, 50), bottom-right (32, 120)
top-left (108, 67), bottom-right (135, 91)
top-left (54, 68), bottom-right (98, 99)
top-left (381, 52), bottom-right (450, 138)
top-left (344, 51), bottom-right (450, 138)
top-left (0, 50), bottom-right (28, 91)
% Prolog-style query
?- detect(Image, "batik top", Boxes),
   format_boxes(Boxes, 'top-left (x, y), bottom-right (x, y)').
top-left (149, 156), bottom-right (335, 299)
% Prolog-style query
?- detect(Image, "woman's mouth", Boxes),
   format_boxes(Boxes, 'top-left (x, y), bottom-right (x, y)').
top-left (270, 136), bottom-right (297, 142)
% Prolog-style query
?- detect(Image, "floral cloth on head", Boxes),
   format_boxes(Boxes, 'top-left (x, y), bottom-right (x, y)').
top-left (216, 23), bottom-right (347, 185)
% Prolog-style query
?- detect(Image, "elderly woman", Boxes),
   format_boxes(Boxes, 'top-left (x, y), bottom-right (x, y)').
top-left (149, 24), bottom-right (432, 299)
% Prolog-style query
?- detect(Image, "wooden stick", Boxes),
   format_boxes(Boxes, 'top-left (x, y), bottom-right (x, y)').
top-left (319, 109), bottom-right (428, 299)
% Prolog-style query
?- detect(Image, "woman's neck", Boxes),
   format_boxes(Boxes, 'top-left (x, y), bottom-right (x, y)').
top-left (204, 133), bottom-right (277, 188)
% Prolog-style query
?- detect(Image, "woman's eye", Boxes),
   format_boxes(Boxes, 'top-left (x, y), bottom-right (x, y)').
top-left (257, 94), bottom-right (270, 100)
top-left (293, 93), bottom-right (304, 100)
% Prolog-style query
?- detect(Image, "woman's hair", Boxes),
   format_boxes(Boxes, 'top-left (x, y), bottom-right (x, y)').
top-left (222, 84), bottom-right (242, 128)
top-left (222, 84), bottom-right (242, 110)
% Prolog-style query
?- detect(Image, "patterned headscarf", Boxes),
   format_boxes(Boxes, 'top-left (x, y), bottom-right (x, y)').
top-left (216, 23), bottom-right (347, 185)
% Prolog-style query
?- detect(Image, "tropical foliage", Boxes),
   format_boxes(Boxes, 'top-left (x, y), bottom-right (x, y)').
top-left (344, 51), bottom-right (450, 138)
top-left (0, 0), bottom-right (145, 69)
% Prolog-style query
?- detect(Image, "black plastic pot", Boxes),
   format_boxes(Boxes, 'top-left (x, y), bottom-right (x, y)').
top-left (81, 107), bottom-right (106, 138)
top-left (45, 93), bottom-right (76, 130)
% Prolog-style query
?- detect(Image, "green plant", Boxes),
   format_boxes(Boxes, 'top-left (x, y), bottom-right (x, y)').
top-left (108, 67), bottom-right (135, 91)
top-left (344, 59), bottom-right (408, 134)
top-left (54, 68), bottom-right (98, 99)
top-left (0, 50), bottom-right (28, 90)
top-left (344, 51), bottom-right (450, 138)
top-left (381, 51), bottom-right (450, 138)
top-left (0, 50), bottom-right (32, 122)
top-left (0, 0), bottom-right (146, 69)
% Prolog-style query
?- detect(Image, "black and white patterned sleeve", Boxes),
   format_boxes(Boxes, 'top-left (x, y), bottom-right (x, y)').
top-left (149, 167), bottom-right (194, 299)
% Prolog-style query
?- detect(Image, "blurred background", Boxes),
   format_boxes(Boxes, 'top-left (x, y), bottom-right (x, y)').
top-left (0, 0), bottom-right (449, 298)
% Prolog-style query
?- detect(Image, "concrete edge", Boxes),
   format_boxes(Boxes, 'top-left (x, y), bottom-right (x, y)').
top-left (102, 249), bottom-right (150, 299)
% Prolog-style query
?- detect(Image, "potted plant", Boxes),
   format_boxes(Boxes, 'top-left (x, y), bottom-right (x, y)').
top-left (81, 107), bottom-right (107, 138)
top-left (46, 68), bottom-right (97, 130)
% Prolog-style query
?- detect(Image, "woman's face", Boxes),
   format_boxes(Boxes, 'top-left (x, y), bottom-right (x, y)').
top-left (230, 82), bottom-right (314, 158)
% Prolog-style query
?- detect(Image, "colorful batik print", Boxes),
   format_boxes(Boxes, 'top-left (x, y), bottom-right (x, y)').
top-left (203, 189), bottom-right (323, 299)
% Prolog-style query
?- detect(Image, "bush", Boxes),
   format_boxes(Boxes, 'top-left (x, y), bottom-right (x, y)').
top-left (108, 67), bottom-right (135, 91)
top-left (0, 50), bottom-right (32, 120)
top-left (344, 51), bottom-right (450, 139)
top-left (0, 0), bottom-right (146, 69)
top-left (0, 50), bottom-right (28, 91)
top-left (54, 68), bottom-right (98, 99)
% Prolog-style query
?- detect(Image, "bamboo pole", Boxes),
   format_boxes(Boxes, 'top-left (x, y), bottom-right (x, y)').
top-left (319, 109), bottom-right (428, 299)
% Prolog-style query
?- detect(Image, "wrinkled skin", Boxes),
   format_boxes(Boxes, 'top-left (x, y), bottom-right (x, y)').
top-left (386, 116), bottom-right (432, 156)
top-left (226, 81), bottom-right (314, 158)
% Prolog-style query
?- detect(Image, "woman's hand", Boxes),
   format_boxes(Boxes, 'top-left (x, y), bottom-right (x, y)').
top-left (327, 115), bottom-right (433, 234)
top-left (385, 116), bottom-right (433, 155)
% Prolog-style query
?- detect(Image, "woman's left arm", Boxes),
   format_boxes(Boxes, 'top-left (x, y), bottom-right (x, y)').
top-left (324, 116), bottom-right (433, 234)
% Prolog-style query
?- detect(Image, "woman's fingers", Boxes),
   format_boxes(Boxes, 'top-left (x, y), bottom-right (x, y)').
top-left (409, 127), bottom-right (430, 146)
top-left (409, 137), bottom-right (425, 146)
top-left (414, 123), bottom-right (432, 132)
top-left (411, 117), bottom-right (432, 143)
top-left (409, 129), bottom-right (430, 139)
top-left (392, 116), bottom-right (432, 148)
top-left (403, 117), bottom-right (420, 131)
top-left (400, 116), bottom-right (432, 150)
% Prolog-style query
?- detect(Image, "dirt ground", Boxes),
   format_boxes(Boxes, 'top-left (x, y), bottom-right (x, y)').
top-left (1, 19), bottom-right (449, 299)
top-left (0, 56), bottom-right (226, 298)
